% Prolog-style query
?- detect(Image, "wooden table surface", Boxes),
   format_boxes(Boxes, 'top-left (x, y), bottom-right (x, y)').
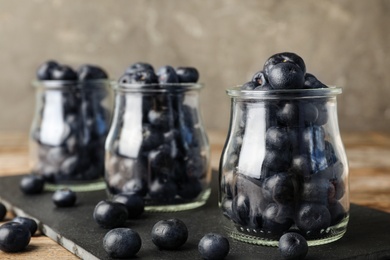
top-left (1, 131), bottom-right (390, 259)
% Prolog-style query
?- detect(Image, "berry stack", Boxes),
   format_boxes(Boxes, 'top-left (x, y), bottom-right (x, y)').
top-left (30, 61), bottom-right (111, 185)
top-left (105, 63), bottom-right (210, 209)
top-left (220, 52), bottom-right (348, 244)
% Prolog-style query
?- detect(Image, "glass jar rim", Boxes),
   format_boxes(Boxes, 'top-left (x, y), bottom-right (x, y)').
top-left (113, 82), bottom-right (204, 93)
top-left (227, 86), bottom-right (342, 99)
top-left (32, 79), bottom-right (111, 89)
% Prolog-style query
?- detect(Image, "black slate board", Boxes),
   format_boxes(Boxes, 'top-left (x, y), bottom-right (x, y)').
top-left (1, 172), bottom-right (390, 260)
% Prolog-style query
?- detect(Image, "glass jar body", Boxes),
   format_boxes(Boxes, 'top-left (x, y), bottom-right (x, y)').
top-left (105, 84), bottom-right (211, 211)
top-left (219, 88), bottom-right (349, 246)
top-left (29, 80), bottom-right (112, 191)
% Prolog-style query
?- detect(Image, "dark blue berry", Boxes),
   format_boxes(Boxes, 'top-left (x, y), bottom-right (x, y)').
top-left (77, 64), bottom-right (108, 80)
top-left (148, 146), bottom-right (174, 177)
top-left (232, 194), bottom-right (250, 225)
top-left (175, 67), bottom-right (199, 83)
top-left (151, 218), bottom-right (188, 250)
top-left (0, 222), bottom-right (31, 252)
top-left (264, 52), bottom-right (306, 76)
top-left (157, 65), bottom-right (179, 83)
top-left (313, 100), bottom-right (329, 126)
top-left (241, 81), bottom-right (259, 90)
top-left (268, 62), bottom-right (304, 89)
top-left (177, 177), bottom-right (203, 200)
top-left (301, 178), bottom-right (331, 205)
top-left (113, 193), bottom-right (145, 219)
top-left (0, 202), bottom-right (6, 221)
top-left (278, 232), bottom-right (308, 260)
top-left (262, 149), bottom-right (292, 172)
top-left (119, 69), bottom-right (158, 84)
top-left (20, 175), bottom-right (45, 195)
top-left (103, 228), bottom-right (142, 258)
top-left (262, 203), bottom-right (293, 234)
top-left (125, 62), bottom-right (154, 74)
top-left (265, 127), bottom-right (291, 151)
top-left (148, 109), bottom-right (173, 132)
top-left (52, 188), bottom-right (77, 207)
top-left (296, 203), bottom-right (331, 234)
top-left (328, 201), bottom-right (347, 225)
top-left (304, 73), bottom-right (327, 89)
top-left (12, 217), bottom-right (38, 236)
top-left (290, 154), bottom-right (313, 176)
top-left (251, 70), bottom-right (267, 86)
top-left (122, 178), bottom-right (148, 197)
top-left (36, 60), bottom-right (59, 80)
top-left (148, 178), bottom-right (177, 202)
top-left (51, 64), bottom-right (78, 81)
top-left (141, 124), bottom-right (164, 151)
top-left (276, 101), bottom-right (318, 126)
top-left (262, 172), bottom-right (295, 204)
top-left (198, 233), bottom-right (230, 260)
top-left (93, 200), bottom-right (128, 228)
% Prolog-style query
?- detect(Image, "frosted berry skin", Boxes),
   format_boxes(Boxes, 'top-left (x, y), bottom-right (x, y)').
top-left (93, 201), bottom-right (128, 229)
top-left (103, 228), bottom-right (142, 258)
top-left (105, 63), bottom-right (210, 211)
top-left (219, 52), bottom-right (349, 246)
top-left (198, 233), bottom-right (230, 260)
top-left (278, 232), bottom-right (308, 260)
top-left (151, 218), bottom-right (188, 250)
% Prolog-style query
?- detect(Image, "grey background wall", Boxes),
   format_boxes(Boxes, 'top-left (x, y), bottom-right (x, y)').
top-left (0, 0), bottom-right (389, 133)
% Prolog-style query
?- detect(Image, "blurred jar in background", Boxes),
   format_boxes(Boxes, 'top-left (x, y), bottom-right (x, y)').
top-left (29, 62), bottom-right (112, 191)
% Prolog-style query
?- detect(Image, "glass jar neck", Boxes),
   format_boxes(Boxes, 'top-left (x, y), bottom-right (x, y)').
top-left (227, 87), bottom-right (342, 100)
top-left (32, 79), bottom-right (111, 90)
top-left (113, 83), bottom-right (203, 94)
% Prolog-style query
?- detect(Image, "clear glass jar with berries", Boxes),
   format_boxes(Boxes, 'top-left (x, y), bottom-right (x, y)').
top-left (105, 63), bottom-right (211, 211)
top-left (29, 61), bottom-right (112, 191)
top-left (219, 53), bottom-right (349, 246)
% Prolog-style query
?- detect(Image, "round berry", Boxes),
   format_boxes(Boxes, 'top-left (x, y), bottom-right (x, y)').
top-left (52, 188), bottom-right (77, 207)
top-left (20, 175), bottom-right (45, 195)
top-left (125, 62), bottom-right (154, 74)
top-left (113, 193), bottom-right (145, 219)
top-left (175, 67), bottom-right (199, 83)
top-left (264, 52), bottom-right (306, 76)
top-left (0, 202), bottom-right (6, 221)
top-left (93, 201), bottom-right (128, 229)
top-left (0, 222), bottom-right (31, 252)
top-left (151, 218), bottom-right (188, 250)
top-left (268, 62), bottom-right (304, 90)
top-left (157, 65), bottom-right (179, 84)
top-left (77, 64), bottom-right (108, 80)
top-left (36, 60), bottom-right (59, 80)
top-left (304, 73), bottom-right (327, 89)
top-left (51, 64), bottom-right (78, 81)
top-left (241, 81), bottom-right (259, 90)
top-left (103, 228), bottom-right (141, 258)
top-left (198, 233), bottom-right (230, 260)
top-left (296, 203), bottom-right (331, 234)
top-left (278, 232), bottom-right (308, 260)
top-left (12, 217), bottom-right (38, 236)
top-left (119, 69), bottom-right (158, 84)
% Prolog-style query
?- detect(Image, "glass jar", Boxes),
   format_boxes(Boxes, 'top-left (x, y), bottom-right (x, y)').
top-left (219, 87), bottom-right (349, 246)
top-left (105, 82), bottom-right (211, 212)
top-left (29, 80), bottom-right (112, 191)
